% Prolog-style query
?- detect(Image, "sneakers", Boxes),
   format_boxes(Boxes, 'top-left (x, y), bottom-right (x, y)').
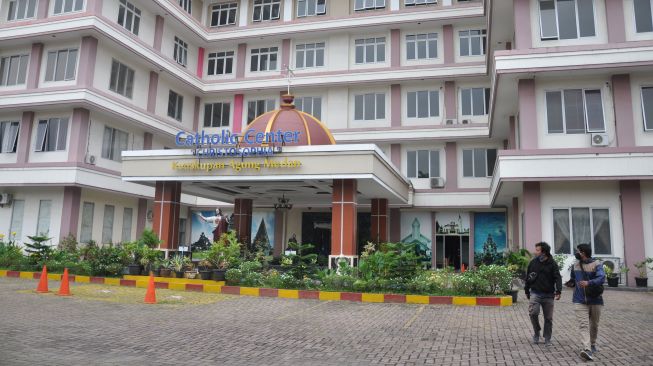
top-left (544, 339), bottom-right (552, 347)
top-left (532, 334), bottom-right (540, 344)
top-left (591, 345), bottom-right (597, 353)
top-left (580, 349), bottom-right (594, 361)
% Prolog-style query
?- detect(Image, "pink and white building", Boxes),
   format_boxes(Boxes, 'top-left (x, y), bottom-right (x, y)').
top-left (0, 0), bottom-right (650, 284)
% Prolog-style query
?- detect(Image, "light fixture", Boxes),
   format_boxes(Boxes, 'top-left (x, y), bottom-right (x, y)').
top-left (274, 194), bottom-right (293, 210)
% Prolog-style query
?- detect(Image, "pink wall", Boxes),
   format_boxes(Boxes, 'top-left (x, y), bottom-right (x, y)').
top-left (193, 96), bottom-right (201, 132)
top-left (89, 0), bottom-right (103, 15)
top-left (68, 108), bottom-right (90, 163)
top-left (154, 15), bottom-right (164, 51)
top-left (612, 74), bottom-right (636, 147)
top-left (27, 43), bottom-right (43, 89)
top-left (233, 94), bottom-right (244, 132)
top-left (606, 0), bottom-right (626, 43)
top-left (136, 198), bottom-right (148, 238)
top-left (143, 132), bottom-right (153, 150)
top-left (77, 36), bottom-right (98, 87)
top-left (443, 25), bottom-right (454, 64)
top-left (512, 197), bottom-right (520, 248)
top-left (37, 0), bottom-right (49, 19)
top-left (16, 112), bottom-right (34, 164)
top-left (236, 44), bottom-right (247, 79)
top-left (197, 47), bottom-right (205, 78)
top-left (513, 0), bottom-right (532, 50)
top-left (60, 186), bottom-right (81, 240)
top-left (444, 81), bottom-right (456, 119)
top-left (518, 79), bottom-right (537, 149)
top-left (391, 84), bottom-right (401, 127)
top-left (390, 29), bottom-right (400, 68)
top-left (445, 142), bottom-right (457, 190)
top-left (522, 181), bottom-right (541, 252)
top-left (620, 180), bottom-right (646, 286)
top-left (147, 71), bottom-right (159, 113)
top-left (281, 39), bottom-right (291, 71)
top-left (390, 143), bottom-right (401, 169)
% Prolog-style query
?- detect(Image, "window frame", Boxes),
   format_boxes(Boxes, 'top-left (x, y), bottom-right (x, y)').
top-left (122, 207), bottom-right (133, 243)
top-left (207, 51), bottom-right (235, 76)
top-left (44, 48), bottom-right (78, 82)
top-left (36, 200), bottom-right (52, 236)
top-left (53, 0), bottom-right (84, 15)
top-left (295, 96), bottom-right (322, 119)
top-left (246, 99), bottom-right (276, 123)
top-left (101, 126), bottom-right (129, 162)
top-left (108, 59), bottom-right (135, 99)
top-left (296, 0), bottom-right (326, 17)
top-left (252, 0), bottom-right (281, 22)
top-left (174, 36), bottom-right (189, 67)
top-left (634, 0), bottom-right (653, 33)
top-left (354, 37), bottom-right (386, 64)
top-left (404, 0), bottom-right (437, 6)
top-left (0, 54), bottom-right (29, 86)
top-left (168, 90), bottom-right (184, 121)
top-left (406, 32), bottom-right (438, 61)
top-left (538, 0), bottom-right (597, 41)
top-left (179, 0), bottom-right (192, 14)
top-left (406, 90), bottom-right (440, 119)
top-left (117, 0), bottom-right (141, 36)
top-left (354, 0), bottom-right (385, 11)
top-left (0, 121), bottom-right (20, 153)
top-left (459, 29), bottom-right (487, 57)
top-left (406, 149), bottom-right (441, 179)
top-left (210, 2), bottom-right (238, 27)
top-left (9, 199), bottom-right (25, 241)
top-left (35, 118), bottom-right (68, 152)
top-left (250, 47), bottom-right (279, 72)
top-left (101, 204), bottom-right (115, 245)
top-left (462, 147), bottom-right (497, 178)
top-left (551, 207), bottom-right (612, 255)
top-left (353, 92), bottom-right (386, 121)
top-left (295, 42), bottom-right (325, 69)
top-left (641, 86), bottom-right (653, 131)
top-left (544, 88), bottom-right (606, 134)
top-left (204, 102), bottom-right (231, 128)
top-left (460, 87), bottom-right (490, 116)
top-left (7, 0), bottom-right (37, 21)
top-left (80, 201), bottom-right (94, 243)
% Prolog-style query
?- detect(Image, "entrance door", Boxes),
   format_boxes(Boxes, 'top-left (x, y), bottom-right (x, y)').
top-left (301, 212), bottom-right (331, 258)
top-left (434, 235), bottom-right (470, 270)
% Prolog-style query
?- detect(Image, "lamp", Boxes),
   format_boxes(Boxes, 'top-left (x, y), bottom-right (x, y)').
top-left (274, 194), bottom-right (293, 210)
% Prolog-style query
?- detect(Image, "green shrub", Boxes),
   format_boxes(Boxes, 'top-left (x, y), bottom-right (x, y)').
top-left (138, 229), bottom-right (162, 248)
top-left (0, 243), bottom-right (24, 269)
top-left (452, 271), bottom-right (491, 296)
top-left (476, 265), bottom-right (513, 294)
top-left (225, 268), bottom-right (242, 285)
top-left (358, 242), bottom-right (421, 281)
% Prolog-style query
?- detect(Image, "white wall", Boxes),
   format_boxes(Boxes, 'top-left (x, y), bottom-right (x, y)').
top-left (102, 0), bottom-right (156, 47)
top-left (79, 188), bottom-right (140, 245)
top-left (161, 25), bottom-right (199, 74)
top-left (630, 73), bottom-right (653, 146)
top-left (87, 112), bottom-right (146, 172)
top-left (155, 76), bottom-right (196, 130)
top-left (0, 187), bottom-right (64, 246)
top-left (529, 0), bottom-right (608, 48)
top-left (326, 87), bottom-right (348, 130)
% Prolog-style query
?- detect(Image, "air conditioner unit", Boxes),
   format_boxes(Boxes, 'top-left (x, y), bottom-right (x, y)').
top-left (430, 177), bottom-right (445, 188)
top-left (445, 119), bottom-right (457, 125)
top-left (84, 154), bottom-right (96, 165)
top-left (0, 193), bottom-right (13, 205)
top-left (461, 119), bottom-right (470, 124)
top-left (590, 133), bottom-right (609, 147)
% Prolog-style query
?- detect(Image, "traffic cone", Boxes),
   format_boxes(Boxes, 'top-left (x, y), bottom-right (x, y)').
top-left (56, 268), bottom-right (71, 296)
top-left (461, 263), bottom-right (466, 273)
top-left (144, 273), bottom-right (156, 304)
top-left (35, 265), bottom-right (49, 293)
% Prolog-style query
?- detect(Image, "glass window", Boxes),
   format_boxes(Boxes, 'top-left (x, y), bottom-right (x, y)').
top-left (102, 205), bottom-right (114, 244)
top-left (354, 93), bottom-right (385, 121)
top-left (250, 47), bottom-right (279, 72)
top-left (207, 51), bottom-right (234, 75)
top-left (634, 0), bottom-right (653, 33)
top-left (7, 0), bottom-right (37, 21)
top-left (407, 90), bottom-right (439, 118)
top-left (168, 90), bottom-right (184, 121)
top-left (118, 0), bottom-right (141, 35)
top-left (0, 54), bottom-right (29, 86)
top-left (109, 59), bottom-right (135, 98)
top-left (53, 0), bottom-right (84, 14)
top-left (252, 0), bottom-right (281, 22)
top-left (174, 37), bottom-right (188, 67)
top-left (204, 102), bottom-right (231, 127)
top-left (10, 199), bottom-right (25, 241)
top-left (407, 150), bottom-right (440, 178)
top-left (101, 126), bottom-right (129, 162)
top-left (80, 202), bottom-right (94, 243)
top-left (36, 200), bottom-right (52, 236)
top-left (459, 30), bottom-right (486, 57)
top-left (122, 207), bottom-right (133, 243)
top-left (405, 0), bottom-right (436, 6)
top-left (210, 2), bottom-right (238, 27)
top-left (179, 0), bottom-right (192, 14)
top-left (35, 118), bottom-right (68, 152)
top-left (0, 121), bottom-right (20, 153)
top-left (44, 49), bottom-right (78, 82)
top-left (297, 0), bottom-right (326, 17)
top-left (461, 87), bottom-right (490, 116)
top-left (553, 207), bottom-right (611, 255)
top-left (295, 43), bottom-right (325, 69)
top-left (295, 96), bottom-right (322, 119)
top-left (247, 99), bottom-right (275, 123)
top-left (406, 33), bottom-right (437, 60)
top-left (179, 218), bottom-right (187, 246)
top-left (546, 89), bottom-right (604, 134)
top-left (462, 148), bottom-right (497, 177)
top-left (538, 0), bottom-right (596, 40)
top-left (354, 0), bottom-right (385, 11)
top-left (641, 87), bottom-right (653, 131)
top-left (354, 38), bottom-right (386, 64)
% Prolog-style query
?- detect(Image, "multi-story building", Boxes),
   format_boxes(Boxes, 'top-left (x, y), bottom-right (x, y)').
top-left (0, 0), bottom-right (650, 285)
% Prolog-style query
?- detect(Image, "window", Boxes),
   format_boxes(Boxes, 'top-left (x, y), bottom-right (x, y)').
top-left (179, 218), bottom-right (187, 245)
top-left (102, 205), bottom-right (115, 244)
top-left (179, 0), bottom-right (191, 14)
top-left (355, 37), bottom-right (386, 64)
top-left (643, 87), bottom-right (653, 131)
top-left (247, 99), bottom-right (275, 123)
top-left (0, 121), bottom-right (19, 153)
top-left (405, 0), bottom-right (436, 5)
top-left (174, 37), bottom-right (188, 67)
top-left (204, 102), bottom-right (231, 127)
top-left (406, 33), bottom-right (437, 60)
top-left (635, 0), bottom-right (653, 33)
top-left (122, 207), bottom-right (133, 243)
top-left (553, 208), bottom-right (611, 255)
top-left (545, 89), bottom-right (605, 134)
top-left (208, 51), bottom-right (234, 75)
top-left (462, 148), bottom-right (497, 177)
top-left (168, 91), bottom-right (184, 121)
top-left (7, 0), bottom-right (36, 21)
top-left (250, 47), bottom-right (278, 72)
top-left (354, 93), bottom-right (385, 121)
top-left (0, 54), bottom-right (29, 86)
top-left (44, 48), bottom-right (78, 82)
top-left (297, 0), bottom-right (326, 17)
top-left (407, 90), bottom-right (439, 118)
top-left (36, 200), bottom-right (52, 235)
top-left (80, 202), bottom-right (94, 243)
top-left (210, 2), bottom-right (237, 27)
top-left (407, 150), bottom-right (440, 178)
top-left (101, 126), bottom-right (129, 162)
top-left (118, 0), bottom-right (141, 35)
top-left (295, 43), bottom-right (325, 69)
top-left (35, 118), bottom-right (68, 152)
top-left (295, 96), bottom-right (322, 119)
top-left (109, 59), bottom-right (135, 98)
top-left (53, 0), bottom-right (84, 14)
top-left (10, 199), bottom-right (25, 241)
top-left (459, 29), bottom-right (486, 56)
top-left (461, 87), bottom-right (490, 116)
top-left (354, 0), bottom-right (385, 11)
top-left (253, 0), bottom-right (280, 22)
top-left (538, 0), bottom-right (596, 40)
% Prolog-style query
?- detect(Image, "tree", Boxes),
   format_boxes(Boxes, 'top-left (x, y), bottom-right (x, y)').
top-left (24, 234), bottom-right (53, 265)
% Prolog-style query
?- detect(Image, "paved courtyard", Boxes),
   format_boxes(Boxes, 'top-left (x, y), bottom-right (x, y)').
top-left (0, 277), bottom-right (652, 366)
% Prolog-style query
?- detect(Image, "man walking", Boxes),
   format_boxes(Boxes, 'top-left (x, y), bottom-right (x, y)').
top-left (573, 243), bottom-right (605, 361)
top-left (524, 242), bottom-right (562, 347)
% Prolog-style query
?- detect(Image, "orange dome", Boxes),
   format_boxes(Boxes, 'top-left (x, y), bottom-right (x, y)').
top-left (242, 94), bottom-right (335, 146)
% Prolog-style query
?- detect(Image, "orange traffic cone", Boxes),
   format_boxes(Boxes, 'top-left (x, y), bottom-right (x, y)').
top-left (56, 268), bottom-right (72, 296)
top-left (144, 273), bottom-right (156, 304)
top-left (461, 264), bottom-right (466, 273)
top-left (36, 265), bottom-right (49, 293)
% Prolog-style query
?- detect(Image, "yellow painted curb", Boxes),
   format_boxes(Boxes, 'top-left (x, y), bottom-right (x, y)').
top-left (105, 278), bottom-right (121, 286)
top-left (0, 270), bottom-right (7, 277)
top-left (204, 284), bottom-right (222, 293)
top-left (123, 275), bottom-right (225, 286)
top-left (406, 295), bottom-right (429, 304)
top-left (47, 274), bottom-right (62, 280)
top-left (453, 297), bottom-right (477, 306)
top-left (500, 296), bottom-right (513, 306)
top-left (278, 289), bottom-right (299, 299)
top-left (19, 272), bottom-right (34, 280)
top-left (74, 275), bottom-right (90, 283)
top-left (319, 291), bottom-right (341, 301)
top-left (240, 287), bottom-right (260, 297)
top-left (135, 281), bottom-right (149, 288)
top-left (362, 293), bottom-right (385, 303)
top-left (167, 283), bottom-right (186, 291)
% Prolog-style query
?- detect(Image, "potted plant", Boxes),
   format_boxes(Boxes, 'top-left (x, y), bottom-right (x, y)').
top-left (205, 231), bottom-right (241, 281)
top-left (170, 254), bottom-right (190, 278)
top-left (633, 257), bottom-right (653, 287)
top-left (605, 265), bottom-right (619, 287)
top-left (198, 259), bottom-right (213, 280)
top-left (184, 261), bottom-right (197, 279)
top-left (139, 246), bottom-right (161, 275)
top-left (159, 259), bottom-right (172, 277)
top-left (123, 242), bottom-right (144, 275)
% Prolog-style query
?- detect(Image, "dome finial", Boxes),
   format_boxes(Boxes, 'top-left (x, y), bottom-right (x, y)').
top-left (284, 64), bottom-right (295, 95)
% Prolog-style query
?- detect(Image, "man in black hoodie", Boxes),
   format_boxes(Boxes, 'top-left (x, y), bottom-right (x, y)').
top-left (524, 242), bottom-right (562, 346)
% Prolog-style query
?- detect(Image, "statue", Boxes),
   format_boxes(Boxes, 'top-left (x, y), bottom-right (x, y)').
top-left (197, 208), bottom-right (229, 243)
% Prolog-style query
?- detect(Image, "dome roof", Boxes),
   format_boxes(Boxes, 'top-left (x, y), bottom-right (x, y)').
top-left (242, 94), bottom-right (335, 146)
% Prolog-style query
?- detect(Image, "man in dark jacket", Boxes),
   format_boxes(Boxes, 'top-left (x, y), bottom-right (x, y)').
top-left (524, 242), bottom-right (562, 346)
top-left (572, 243), bottom-right (605, 362)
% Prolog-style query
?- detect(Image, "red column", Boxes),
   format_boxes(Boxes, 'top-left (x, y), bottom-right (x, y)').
top-left (152, 181), bottom-right (182, 253)
top-left (370, 198), bottom-right (388, 244)
top-left (233, 198), bottom-right (253, 246)
top-left (233, 94), bottom-right (244, 133)
top-left (197, 47), bottom-right (205, 78)
top-left (331, 179), bottom-right (358, 261)
top-left (60, 186), bottom-right (81, 240)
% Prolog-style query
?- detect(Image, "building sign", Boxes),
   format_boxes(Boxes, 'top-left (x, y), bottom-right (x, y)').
top-left (172, 158), bottom-right (302, 172)
top-left (175, 129), bottom-right (302, 157)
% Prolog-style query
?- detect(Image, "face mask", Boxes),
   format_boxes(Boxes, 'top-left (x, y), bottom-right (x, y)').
top-left (538, 254), bottom-right (547, 262)
top-left (574, 253), bottom-right (582, 260)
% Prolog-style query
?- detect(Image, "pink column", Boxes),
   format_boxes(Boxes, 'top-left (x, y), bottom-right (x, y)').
top-left (445, 142), bottom-right (457, 190)
top-left (606, 0), bottom-right (626, 43)
top-left (60, 186), bottom-right (81, 240)
top-left (518, 79), bottom-right (538, 149)
top-left (620, 180), bottom-right (646, 286)
top-left (389, 208), bottom-right (401, 243)
top-left (390, 143), bottom-right (401, 169)
top-left (147, 71), bottom-right (159, 113)
top-left (512, 197), bottom-right (520, 249)
top-left (77, 36), bottom-right (98, 88)
top-left (233, 94), bottom-right (244, 132)
top-left (16, 112), bottom-right (35, 165)
top-left (513, 0), bottom-right (532, 49)
top-left (26, 43), bottom-right (43, 90)
top-left (197, 47), bottom-right (205, 78)
top-left (193, 96), bottom-right (201, 131)
top-left (37, 0), bottom-right (50, 19)
top-left (391, 84), bottom-right (401, 127)
top-left (390, 29), bottom-right (400, 68)
top-left (443, 25), bottom-right (454, 65)
top-left (444, 81), bottom-right (456, 119)
top-left (612, 74), bottom-right (636, 147)
top-left (88, 0), bottom-right (103, 16)
top-left (522, 182), bottom-right (541, 253)
top-left (143, 132), bottom-right (153, 150)
top-left (236, 43), bottom-right (247, 79)
top-left (154, 15), bottom-right (164, 51)
top-left (508, 116), bottom-right (517, 150)
top-left (281, 39), bottom-right (291, 71)
top-left (68, 108), bottom-right (90, 163)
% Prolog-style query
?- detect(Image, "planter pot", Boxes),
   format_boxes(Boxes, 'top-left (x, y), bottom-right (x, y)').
top-left (199, 270), bottom-right (212, 280)
top-left (152, 268), bottom-right (161, 277)
top-left (159, 268), bottom-right (171, 277)
top-left (184, 271), bottom-right (197, 279)
top-left (607, 276), bottom-right (619, 287)
top-left (635, 277), bottom-right (648, 287)
top-left (212, 269), bottom-right (227, 281)
top-left (127, 264), bottom-right (141, 276)
top-left (174, 270), bottom-right (184, 278)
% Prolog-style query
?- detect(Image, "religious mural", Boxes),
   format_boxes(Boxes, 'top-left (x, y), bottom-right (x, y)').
top-left (400, 212), bottom-right (432, 264)
top-left (473, 212), bottom-right (507, 265)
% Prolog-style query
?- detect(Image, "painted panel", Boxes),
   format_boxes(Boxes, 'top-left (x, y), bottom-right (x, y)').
top-left (251, 210), bottom-right (275, 254)
top-left (474, 212), bottom-right (507, 265)
top-left (400, 212), bottom-right (432, 263)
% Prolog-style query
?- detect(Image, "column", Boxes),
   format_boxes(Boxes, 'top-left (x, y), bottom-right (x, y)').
top-left (26, 43), bottom-right (43, 90)
top-left (518, 79), bottom-right (537, 149)
top-left (612, 74), bottom-right (636, 147)
top-left (154, 15), bottom-right (164, 51)
top-left (236, 44), bottom-right (247, 79)
top-left (389, 208), bottom-right (401, 243)
top-left (197, 47), bottom-right (205, 78)
top-left (444, 81), bottom-right (456, 120)
top-left (37, 0), bottom-right (49, 19)
top-left (508, 116), bottom-right (517, 149)
top-left (513, 0), bottom-right (532, 50)
top-left (391, 84), bottom-right (401, 127)
top-left (233, 94), bottom-right (244, 133)
top-left (88, 0), bottom-right (103, 16)
top-left (281, 39), bottom-right (291, 71)
top-left (370, 199), bottom-right (389, 244)
top-left (143, 132), bottom-right (153, 150)
top-left (606, 0), bottom-right (626, 43)
top-left (445, 142), bottom-right (457, 190)
top-left (77, 36), bottom-right (98, 88)
top-left (330, 179), bottom-right (358, 266)
top-left (60, 186), bottom-right (81, 240)
top-left (147, 71), bottom-right (159, 113)
top-left (68, 108), bottom-right (90, 163)
top-left (390, 143), bottom-right (401, 169)
top-left (136, 198), bottom-right (148, 238)
top-left (193, 96), bottom-right (201, 132)
top-left (390, 29), bottom-right (400, 68)
top-left (620, 180), bottom-right (645, 286)
top-left (443, 25), bottom-right (454, 65)
top-left (152, 181), bottom-right (182, 254)
top-left (16, 112), bottom-right (34, 165)
top-left (522, 182), bottom-right (541, 253)
top-left (512, 197), bottom-right (520, 250)
top-left (233, 198), bottom-right (253, 246)
top-left (273, 209), bottom-right (284, 256)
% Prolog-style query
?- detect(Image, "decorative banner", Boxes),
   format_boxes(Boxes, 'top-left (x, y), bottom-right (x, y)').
top-left (400, 212), bottom-right (432, 264)
top-left (251, 211), bottom-right (275, 255)
top-left (190, 209), bottom-right (233, 251)
top-left (473, 212), bottom-right (507, 265)
top-left (434, 212), bottom-right (470, 235)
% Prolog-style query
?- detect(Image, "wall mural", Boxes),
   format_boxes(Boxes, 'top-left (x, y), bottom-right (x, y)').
top-left (190, 209), bottom-right (233, 251)
top-left (473, 212), bottom-right (507, 265)
top-left (434, 212), bottom-right (470, 235)
top-left (400, 212), bottom-right (432, 264)
top-left (251, 211), bottom-right (275, 255)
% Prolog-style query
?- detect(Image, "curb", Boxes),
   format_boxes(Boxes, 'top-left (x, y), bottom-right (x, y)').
top-left (0, 270), bottom-right (513, 306)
